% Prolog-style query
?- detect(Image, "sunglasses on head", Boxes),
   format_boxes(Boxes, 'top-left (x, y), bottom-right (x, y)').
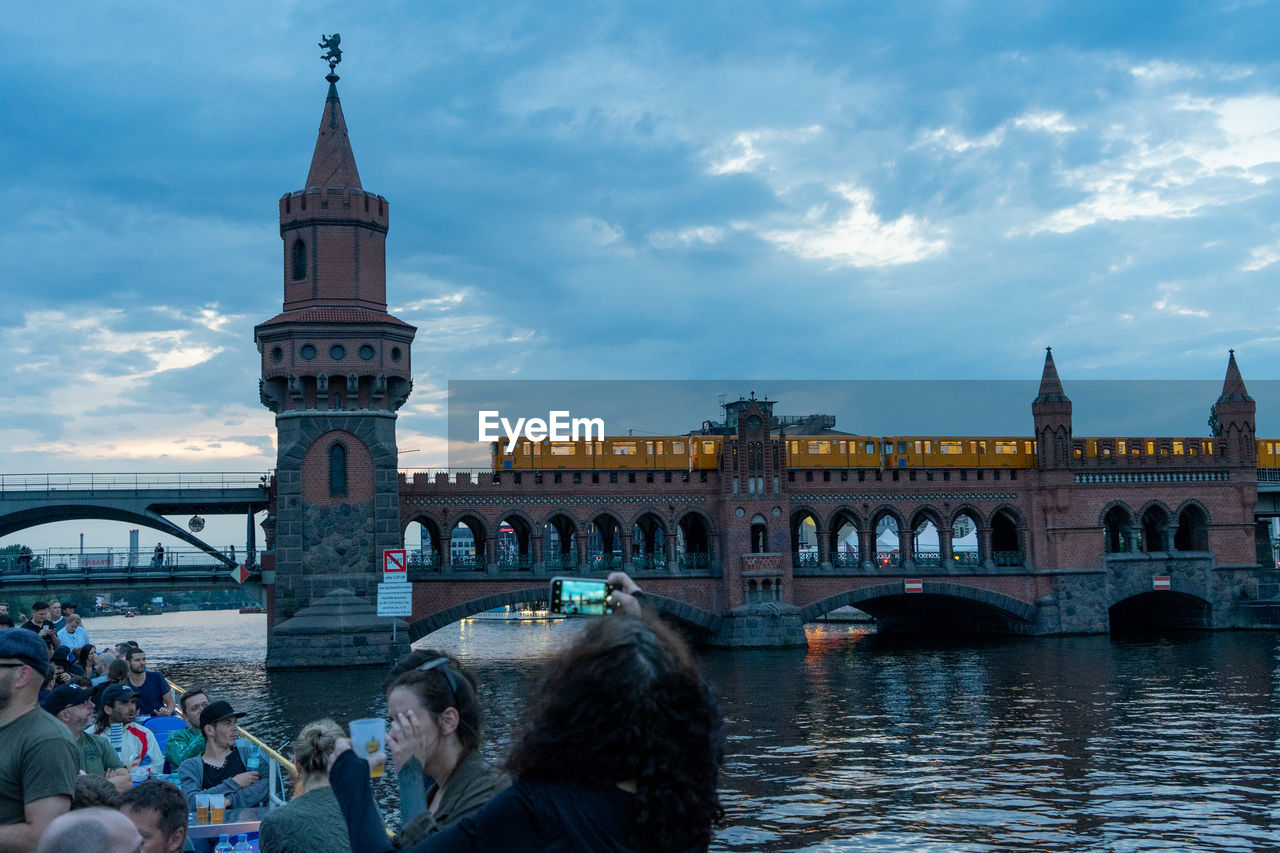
top-left (417, 657), bottom-right (458, 705)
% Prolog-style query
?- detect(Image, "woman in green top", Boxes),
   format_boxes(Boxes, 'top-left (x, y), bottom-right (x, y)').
top-left (258, 719), bottom-right (349, 853)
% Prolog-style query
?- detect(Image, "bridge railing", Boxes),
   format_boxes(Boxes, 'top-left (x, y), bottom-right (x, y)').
top-left (0, 472), bottom-right (271, 493)
top-left (0, 547), bottom-right (241, 574)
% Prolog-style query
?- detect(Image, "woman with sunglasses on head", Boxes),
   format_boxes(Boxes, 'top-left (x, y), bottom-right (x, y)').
top-left (333, 650), bottom-right (510, 850)
top-left (331, 574), bottom-right (725, 853)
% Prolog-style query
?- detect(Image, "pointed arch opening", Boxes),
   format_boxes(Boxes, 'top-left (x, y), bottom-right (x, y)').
top-left (450, 516), bottom-right (486, 569)
top-left (1140, 504), bottom-right (1170, 553)
top-left (1104, 505), bottom-right (1133, 553)
top-left (1174, 504), bottom-right (1209, 552)
top-left (676, 512), bottom-right (711, 570)
top-left (543, 514), bottom-right (578, 570)
top-left (951, 511), bottom-right (982, 568)
top-left (911, 511), bottom-right (941, 567)
top-left (404, 517), bottom-right (443, 571)
top-left (749, 514), bottom-right (769, 555)
top-left (328, 442), bottom-right (347, 499)
top-left (873, 512), bottom-right (901, 568)
top-left (589, 513), bottom-right (623, 570)
top-left (497, 514), bottom-right (533, 570)
top-left (791, 510), bottom-right (819, 568)
top-left (631, 512), bottom-right (666, 570)
top-left (829, 510), bottom-right (860, 568)
top-left (991, 509), bottom-right (1023, 566)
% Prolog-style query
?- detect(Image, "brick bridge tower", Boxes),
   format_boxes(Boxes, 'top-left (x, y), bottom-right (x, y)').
top-left (255, 67), bottom-right (416, 668)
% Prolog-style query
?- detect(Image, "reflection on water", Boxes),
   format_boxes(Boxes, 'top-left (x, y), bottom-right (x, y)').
top-left (87, 613), bottom-right (1280, 851)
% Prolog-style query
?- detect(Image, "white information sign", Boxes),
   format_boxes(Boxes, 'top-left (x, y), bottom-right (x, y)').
top-left (377, 582), bottom-right (413, 617)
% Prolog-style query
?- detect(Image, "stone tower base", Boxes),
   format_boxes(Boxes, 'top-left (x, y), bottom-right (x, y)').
top-left (267, 588), bottom-right (410, 669)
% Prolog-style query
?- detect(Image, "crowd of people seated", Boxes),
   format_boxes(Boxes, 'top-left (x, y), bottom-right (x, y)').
top-left (0, 572), bottom-right (725, 852)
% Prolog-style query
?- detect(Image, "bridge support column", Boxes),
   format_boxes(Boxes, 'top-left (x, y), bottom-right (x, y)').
top-left (532, 533), bottom-right (544, 574)
top-left (665, 532), bottom-right (677, 572)
top-left (709, 605), bottom-right (807, 649)
top-left (486, 535), bottom-right (498, 575)
top-left (938, 528), bottom-right (953, 573)
top-left (816, 527), bottom-right (830, 570)
top-left (981, 526), bottom-right (996, 569)
top-left (859, 529), bottom-right (875, 571)
top-left (621, 536), bottom-right (633, 572)
top-left (575, 533), bottom-right (586, 572)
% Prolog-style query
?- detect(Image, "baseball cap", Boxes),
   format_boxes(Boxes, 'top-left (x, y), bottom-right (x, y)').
top-left (199, 700), bottom-right (246, 731)
top-left (0, 627), bottom-right (51, 678)
top-left (51, 646), bottom-right (74, 663)
top-left (43, 684), bottom-right (94, 715)
top-left (100, 684), bottom-right (140, 706)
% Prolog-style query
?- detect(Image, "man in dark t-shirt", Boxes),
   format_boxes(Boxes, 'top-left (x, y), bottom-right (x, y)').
top-left (124, 648), bottom-right (174, 717)
top-left (0, 628), bottom-right (77, 850)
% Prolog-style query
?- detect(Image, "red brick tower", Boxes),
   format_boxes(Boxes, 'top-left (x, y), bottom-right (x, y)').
top-left (255, 68), bottom-right (416, 668)
top-left (1214, 350), bottom-right (1256, 467)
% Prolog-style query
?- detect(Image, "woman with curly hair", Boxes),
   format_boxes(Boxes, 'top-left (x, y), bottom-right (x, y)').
top-left (330, 574), bottom-right (725, 852)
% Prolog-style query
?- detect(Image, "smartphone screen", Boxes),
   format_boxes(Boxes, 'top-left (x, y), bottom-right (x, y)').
top-left (550, 577), bottom-right (612, 615)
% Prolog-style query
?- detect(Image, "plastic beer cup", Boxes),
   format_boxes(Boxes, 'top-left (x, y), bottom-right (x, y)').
top-left (195, 794), bottom-right (210, 824)
top-left (348, 718), bottom-right (387, 778)
top-left (210, 793), bottom-right (225, 823)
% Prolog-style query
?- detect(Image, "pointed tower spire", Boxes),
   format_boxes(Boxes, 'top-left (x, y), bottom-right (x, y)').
top-left (1217, 349), bottom-right (1253, 404)
top-left (1032, 347), bottom-right (1073, 469)
top-left (1034, 347), bottom-right (1070, 404)
top-left (305, 73), bottom-right (362, 190)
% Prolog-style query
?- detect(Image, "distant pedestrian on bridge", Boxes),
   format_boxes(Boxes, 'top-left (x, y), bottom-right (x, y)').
top-left (151, 544), bottom-right (164, 568)
top-left (124, 648), bottom-right (174, 717)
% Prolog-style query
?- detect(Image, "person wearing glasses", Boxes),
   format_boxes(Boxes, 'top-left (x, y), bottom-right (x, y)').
top-left (335, 651), bottom-right (510, 848)
top-left (330, 574), bottom-right (725, 852)
top-left (0, 628), bottom-right (79, 850)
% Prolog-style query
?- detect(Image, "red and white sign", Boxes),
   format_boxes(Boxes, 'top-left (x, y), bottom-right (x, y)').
top-left (383, 549), bottom-right (407, 582)
top-left (229, 563), bottom-right (252, 585)
top-left (1153, 575), bottom-right (1171, 591)
top-left (904, 579), bottom-right (923, 594)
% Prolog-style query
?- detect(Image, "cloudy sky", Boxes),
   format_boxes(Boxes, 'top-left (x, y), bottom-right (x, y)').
top-left (4, 2), bottom-right (1280, 547)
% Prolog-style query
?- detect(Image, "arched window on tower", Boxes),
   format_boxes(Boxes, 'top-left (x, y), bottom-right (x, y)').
top-left (329, 443), bottom-right (347, 498)
top-left (292, 239), bottom-right (307, 281)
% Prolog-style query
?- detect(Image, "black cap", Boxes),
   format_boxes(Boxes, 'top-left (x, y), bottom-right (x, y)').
top-left (100, 684), bottom-right (139, 706)
top-left (0, 627), bottom-right (50, 678)
top-left (51, 646), bottom-right (74, 663)
top-left (199, 700), bottom-right (246, 731)
top-left (43, 685), bottom-right (93, 715)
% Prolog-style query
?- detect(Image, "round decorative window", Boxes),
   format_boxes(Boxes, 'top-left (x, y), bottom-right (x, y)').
top-left (359, 344), bottom-right (376, 360)
top-left (735, 507), bottom-right (745, 517)
top-left (270, 346), bottom-right (283, 363)
top-left (299, 344), bottom-right (317, 360)
top-left (771, 506), bottom-right (782, 517)
top-left (391, 347), bottom-right (402, 362)
top-left (330, 344), bottom-right (346, 360)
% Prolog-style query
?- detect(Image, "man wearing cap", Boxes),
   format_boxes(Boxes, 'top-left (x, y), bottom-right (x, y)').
top-left (95, 684), bottom-right (162, 771)
top-left (0, 627), bottom-right (78, 850)
top-left (43, 684), bottom-right (132, 793)
top-left (177, 701), bottom-right (268, 813)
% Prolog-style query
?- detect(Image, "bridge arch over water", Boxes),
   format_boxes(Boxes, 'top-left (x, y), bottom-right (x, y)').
top-left (801, 581), bottom-right (1036, 633)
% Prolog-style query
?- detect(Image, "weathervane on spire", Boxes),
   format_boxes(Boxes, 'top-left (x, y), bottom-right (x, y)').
top-left (319, 33), bottom-right (342, 72)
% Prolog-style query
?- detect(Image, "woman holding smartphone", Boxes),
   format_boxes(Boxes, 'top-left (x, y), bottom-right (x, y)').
top-left (330, 574), bottom-right (725, 853)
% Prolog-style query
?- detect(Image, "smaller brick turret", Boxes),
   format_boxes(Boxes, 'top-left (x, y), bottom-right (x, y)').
top-left (1213, 350), bottom-right (1255, 466)
top-left (721, 394), bottom-right (779, 497)
top-left (1032, 347), bottom-right (1073, 469)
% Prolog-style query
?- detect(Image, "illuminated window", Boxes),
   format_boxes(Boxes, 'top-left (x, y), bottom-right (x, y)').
top-left (1073, 448), bottom-right (1082, 458)
top-left (1205, 441), bottom-right (1213, 454)
top-left (839, 441), bottom-right (847, 454)
top-left (584, 442), bottom-right (594, 456)
top-left (533, 443), bottom-right (541, 456)
top-left (995, 441), bottom-right (1018, 454)
top-left (551, 442), bottom-right (576, 456)
top-left (1024, 441), bottom-right (1033, 454)
top-left (1146, 440), bottom-right (1155, 455)
top-left (1103, 447), bottom-right (1111, 456)
top-left (940, 441), bottom-right (962, 454)
top-left (703, 441), bottom-right (716, 454)
top-left (924, 441), bottom-right (932, 454)
top-left (807, 441), bottom-right (831, 454)
top-left (646, 442), bottom-right (654, 455)
top-left (969, 441), bottom-right (977, 453)
top-left (978, 441), bottom-right (987, 454)
top-left (914, 441), bottom-right (922, 454)
top-left (672, 441), bottom-right (685, 454)
top-left (1118, 441), bottom-right (1126, 455)
top-left (613, 442), bottom-right (637, 455)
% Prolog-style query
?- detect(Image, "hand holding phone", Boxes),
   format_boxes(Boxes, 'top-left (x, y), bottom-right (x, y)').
top-left (549, 577), bottom-right (618, 616)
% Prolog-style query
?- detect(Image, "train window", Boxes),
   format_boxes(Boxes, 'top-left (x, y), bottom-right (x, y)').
top-left (1205, 441), bottom-right (1213, 454)
top-left (924, 441), bottom-right (932, 454)
top-left (807, 441), bottom-right (831, 454)
top-left (1102, 447), bottom-right (1111, 456)
top-left (703, 441), bottom-right (716, 454)
top-left (551, 442), bottom-right (576, 455)
top-left (1024, 441), bottom-right (1033, 454)
top-left (1131, 447), bottom-right (1139, 456)
top-left (1118, 441), bottom-right (1126, 455)
top-left (978, 441), bottom-right (987, 454)
top-left (839, 441), bottom-right (847, 454)
top-left (646, 442), bottom-right (654, 455)
top-left (672, 441), bottom-right (685, 454)
top-left (613, 442), bottom-right (637, 455)
top-left (970, 441), bottom-right (977, 454)
top-left (897, 441), bottom-right (907, 454)
top-left (941, 441), bottom-right (962, 454)
top-left (522, 443), bottom-right (530, 456)
top-left (914, 441), bottom-right (922, 454)
top-left (533, 443), bottom-right (541, 455)
top-left (789, 441), bottom-right (799, 454)
top-left (995, 441), bottom-right (1017, 454)
top-left (1074, 448), bottom-right (1082, 458)
top-left (596, 442), bottom-right (603, 454)
top-left (865, 441), bottom-right (875, 454)
top-left (1146, 440), bottom-right (1154, 456)
top-left (883, 440), bottom-right (892, 454)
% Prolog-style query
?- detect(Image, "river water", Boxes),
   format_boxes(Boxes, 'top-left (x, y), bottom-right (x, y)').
top-left (87, 612), bottom-right (1280, 851)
